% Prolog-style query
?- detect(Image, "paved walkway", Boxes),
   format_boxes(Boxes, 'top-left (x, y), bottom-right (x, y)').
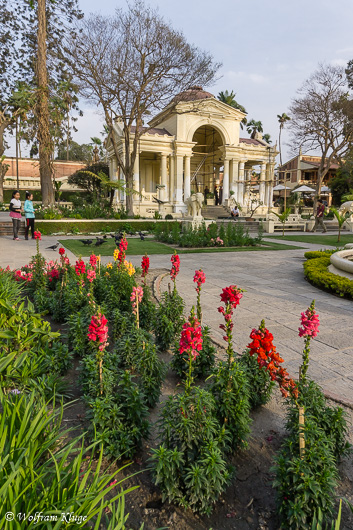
top-left (0, 233), bottom-right (352, 406)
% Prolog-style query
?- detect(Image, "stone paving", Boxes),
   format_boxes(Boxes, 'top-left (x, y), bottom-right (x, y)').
top-left (0, 232), bottom-right (352, 406)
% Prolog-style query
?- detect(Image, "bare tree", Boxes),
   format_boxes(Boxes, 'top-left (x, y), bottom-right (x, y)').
top-left (289, 64), bottom-right (353, 213)
top-left (65, 0), bottom-right (220, 215)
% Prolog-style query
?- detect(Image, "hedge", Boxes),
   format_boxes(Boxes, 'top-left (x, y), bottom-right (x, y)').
top-left (304, 250), bottom-right (335, 260)
top-left (303, 256), bottom-right (353, 300)
top-left (35, 220), bottom-right (161, 235)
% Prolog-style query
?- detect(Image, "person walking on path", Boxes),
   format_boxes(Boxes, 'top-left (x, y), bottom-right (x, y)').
top-left (24, 191), bottom-right (36, 240)
top-left (9, 190), bottom-right (22, 240)
top-left (311, 199), bottom-right (327, 233)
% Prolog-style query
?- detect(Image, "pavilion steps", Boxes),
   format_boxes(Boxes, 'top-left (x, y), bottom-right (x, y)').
top-left (0, 221), bottom-right (26, 236)
top-left (201, 205), bottom-right (230, 219)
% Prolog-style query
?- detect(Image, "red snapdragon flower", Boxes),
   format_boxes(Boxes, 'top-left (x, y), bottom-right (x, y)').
top-left (179, 312), bottom-right (203, 361)
top-left (89, 254), bottom-right (98, 269)
top-left (141, 254), bottom-right (150, 279)
top-left (59, 247), bottom-right (65, 256)
top-left (193, 269), bottom-right (206, 293)
top-left (170, 253), bottom-right (180, 282)
top-left (220, 285), bottom-right (243, 308)
top-left (248, 321), bottom-right (298, 399)
top-left (87, 313), bottom-right (109, 351)
top-left (75, 259), bottom-right (86, 276)
top-left (34, 230), bottom-right (41, 240)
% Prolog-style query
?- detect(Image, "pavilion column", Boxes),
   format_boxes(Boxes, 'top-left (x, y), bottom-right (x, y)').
top-left (230, 160), bottom-right (239, 203)
top-left (222, 159), bottom-right (230, 204)
top-left (169, 154), bottom-right (175, 202)
top-left (267, 163), bottom-right (275, 208)
top-left (238, 162), bottom-right (245, 206)
top-left (259, 163), bottom-right (266, 204)
top-left (160, 154), bottom-right (167, 201)
top-left (175, 155), bottom-right (184, 204)
top-left (133, 152), bottom-right (140, 202)
top-left (184, 155), bottom-right (191, 201)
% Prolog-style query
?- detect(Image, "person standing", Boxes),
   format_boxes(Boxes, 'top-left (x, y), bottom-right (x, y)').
top-left (311, 199), bottom-right (327, 233)
top-left (214, 185), bottom-right (219, 206)
top-left (24, 191), bottom-right (36, 240)
top-left (9, 190), bottom-right (22, 240)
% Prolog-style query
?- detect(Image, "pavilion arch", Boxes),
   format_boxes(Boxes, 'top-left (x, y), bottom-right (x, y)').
top-left (186, 118), bottom-right (230, 145)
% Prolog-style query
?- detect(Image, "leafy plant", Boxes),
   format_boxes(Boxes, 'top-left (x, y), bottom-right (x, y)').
top-left (154, 289), bottom-right (185, 351)
top-left (238, 349), bottom-right (275, 408)
top-left (272, 418), bottom-right (338, 529)
top-left (171, 326), bottom-right (216, 379)
top-left (330, 206), bottom-right (351, 242)
top-left (209, 360), bottom-right (251, 449)
top-left (0, 391), bottom-right (138, 529)
top-left (304, 256), bottom-right (353, 300)
top-left (150, 386), bottom-right (231, 515)
top-left (272, 207), bottom-right (291, 236)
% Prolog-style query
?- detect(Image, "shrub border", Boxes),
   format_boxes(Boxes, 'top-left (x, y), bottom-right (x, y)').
top-left (303, 254), bottom-right (353, 300)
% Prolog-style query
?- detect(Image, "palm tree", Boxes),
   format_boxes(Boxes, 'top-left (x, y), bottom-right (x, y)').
top-left (330, 206), bottom-right (351, 243)
top-left (246, 119), bottom-right (263, 139)
top-left (262, 133), bottom-right (272, 144)
top-left (218, 90), bottom-right (247, 129)
top-left (277, 113), bottom-right (291, 166)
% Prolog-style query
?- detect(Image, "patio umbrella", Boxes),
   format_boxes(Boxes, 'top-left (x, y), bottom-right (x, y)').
top-left (273, 184), bottom-right (291, 191)
top-left (320, 186), bottom-right (331, 193)
top-left (291, 185), bottom-right (315, 193)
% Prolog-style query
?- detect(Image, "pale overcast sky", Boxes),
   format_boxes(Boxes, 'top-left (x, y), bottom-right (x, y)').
top-left (7, 0), bottom-right (353, 160)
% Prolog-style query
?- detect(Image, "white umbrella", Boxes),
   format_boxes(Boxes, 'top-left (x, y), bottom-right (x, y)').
top-left (321, 186), bottom-right (331, 193)
top-left (273, 184), bottom-right (291, 191)
top-left (291, 185), bottom-right (315, 193)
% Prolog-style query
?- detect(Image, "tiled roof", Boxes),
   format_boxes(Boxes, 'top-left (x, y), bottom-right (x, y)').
top-left (130, 126), bottom-right (173, 136)
top-left (239, 138), bottom-right (264, 146)
top-left (301, 160), bottom-right (339, 169)
top-left (171, 86), bottom-right (214, 104)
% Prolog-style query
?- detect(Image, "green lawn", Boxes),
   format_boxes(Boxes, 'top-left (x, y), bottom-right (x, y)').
top-left (59, 237), bottom-right (302, 257)
top-left (266, 234), bottom-right (353, 246)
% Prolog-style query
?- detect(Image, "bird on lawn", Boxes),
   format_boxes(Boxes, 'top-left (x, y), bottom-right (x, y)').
top-left (95, 239), bottom-right (107, 247)
top-left (139, 231), bottom-right (145, 241)
top-left (79, 239), bottom-right (93, 245)
top-left (46, 243), bottom-right (59, 251)
top-left (102, 234), bottom-right (108, 239)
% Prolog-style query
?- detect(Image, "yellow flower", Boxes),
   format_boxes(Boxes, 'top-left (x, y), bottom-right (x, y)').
top-left (124, 260), bottom-right (135, 276)
top-left (106, 262), bottom-right (113, 269)
top-left (113, 249), bottom-right (119, 261)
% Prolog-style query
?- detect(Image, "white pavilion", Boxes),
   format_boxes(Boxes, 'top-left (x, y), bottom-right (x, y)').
top-left (107, 86), bottom-right (278, 217)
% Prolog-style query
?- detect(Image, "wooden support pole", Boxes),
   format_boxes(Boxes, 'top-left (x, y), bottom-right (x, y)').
top-left (299, 406), bottom-right (305, 458)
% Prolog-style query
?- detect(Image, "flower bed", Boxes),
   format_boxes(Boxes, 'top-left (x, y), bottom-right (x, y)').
top-left (2, 238), bottom-right (352, 528)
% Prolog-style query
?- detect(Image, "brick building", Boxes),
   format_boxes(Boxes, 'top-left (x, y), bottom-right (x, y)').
top-left (278, 152), bottom-right (338, 189)
top-left (3, 157), bottom-right (86, 192)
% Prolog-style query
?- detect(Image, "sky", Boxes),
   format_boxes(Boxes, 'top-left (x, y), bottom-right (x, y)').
top-left (6, 0), bottom-right (353, 161)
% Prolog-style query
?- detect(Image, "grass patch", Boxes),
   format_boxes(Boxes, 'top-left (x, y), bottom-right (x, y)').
top-left (267, 234), bottom-right (353, 246)
top-left (59, 238), bottom-right (301, 257)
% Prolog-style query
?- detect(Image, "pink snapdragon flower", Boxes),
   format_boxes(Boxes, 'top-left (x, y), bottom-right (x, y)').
top-left (87, 313), bottom-right (109, 351)
top-left (193, 269), bottom-right (206, 293)
top-left (298, 304), bottom-right (320, 338)
top-left (87, 269), bottom-right (96, 283)
top-left (179, 311), bottom-right (203, 361)
top-left (130, 286), bottom-right (143, 315)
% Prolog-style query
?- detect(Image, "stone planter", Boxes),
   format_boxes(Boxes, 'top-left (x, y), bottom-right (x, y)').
top-left (206, 198), bottom-right (215, 206)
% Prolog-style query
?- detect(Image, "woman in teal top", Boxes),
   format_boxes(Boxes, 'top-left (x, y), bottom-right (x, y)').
top-left (24, 191), bottom-right (36, 240)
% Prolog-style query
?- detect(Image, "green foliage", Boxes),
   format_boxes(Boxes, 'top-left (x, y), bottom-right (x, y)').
top-left (139, 285), bottom-right (156, 331)
top-left (0, 285), bottom-right (70, 398)
top-left (154, 221), bottom-right (259, 248)
top-left (304, 250), bottom-right (335, 260)
top-left (238, 349), bottom-right (275, 408)
top-left (86, 371), bottom-right (149, 459)
top-left (272, 418), bottom-right (338, 530)
top-left (150, 386), bottom-right (231, 515)
top-left (209, 361), bottom-right (252, 450)
top-left (35, 220), bottom-right (158, 235)
top-left (154, 289), bottom-right (185, 351)
top-left (114, 328), bottom-right (166, 408)
top-left (0, 391), bottom-right (136, 529)
top-left (272, 207), bottom-right (291, 236)
top-left (304, 256), bottom-right (353, 300)
top-left (286, 380), bottom-right (351, 461)
top-left (171, 326), bottom-right (216, 379)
